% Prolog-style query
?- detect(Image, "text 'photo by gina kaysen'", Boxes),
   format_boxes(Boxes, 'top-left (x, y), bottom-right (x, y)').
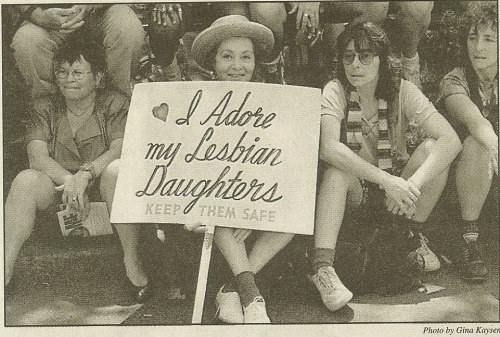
top-left (2, 0), bottom-right (499, 332)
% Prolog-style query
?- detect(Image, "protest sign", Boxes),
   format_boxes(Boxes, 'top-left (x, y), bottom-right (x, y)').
top-left (111, 82), bottom-right (320, 235)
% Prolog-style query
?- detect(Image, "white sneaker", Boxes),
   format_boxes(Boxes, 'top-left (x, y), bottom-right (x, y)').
top-left (243, 296), bottom-right (271, 324)
top-left (215, 285), bottom-right (244, 324)
top-left (309, 266), bottom-right (353, 312)
top-left (408, 232), bottom-right (441, 272)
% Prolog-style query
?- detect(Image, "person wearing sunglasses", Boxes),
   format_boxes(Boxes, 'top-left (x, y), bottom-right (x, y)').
top-left (5, 36), bottom-right (152, 303)
top-left (311, 22), bottom-right (461, 311)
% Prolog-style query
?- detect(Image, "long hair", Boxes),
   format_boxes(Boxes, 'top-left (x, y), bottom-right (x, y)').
top-left (336, 22), bottom-right (401, 101)
top-left (457, 1), bottom-right (498, 108)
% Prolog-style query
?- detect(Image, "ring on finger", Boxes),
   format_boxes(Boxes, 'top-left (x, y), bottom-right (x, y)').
top-left (161, 5), bottom-right (167, 13)
top-left (168, 5), bottom-right (174, 12)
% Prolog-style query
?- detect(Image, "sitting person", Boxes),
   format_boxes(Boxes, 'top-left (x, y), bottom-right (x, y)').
top-left (11, 4), bottom-right (145, 99)
top-left (312, 22), bottom-right (461, 311)
top-left (191, 15), bottom-right (294, 323)
top-left (210, 2), bottom-right (288, 83)
top-left (5, 37), bottom-right (152, 303)
top-left (437, 1), bottom-right (498, 282)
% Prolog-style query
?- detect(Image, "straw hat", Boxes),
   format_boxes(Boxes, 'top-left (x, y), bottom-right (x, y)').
top-left (192, 15), bottom-right (275, 69)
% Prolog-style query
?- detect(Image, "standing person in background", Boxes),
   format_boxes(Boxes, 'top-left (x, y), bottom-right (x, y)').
top-left (437, 1), bottom-right (498, 282)
top-left (191, 15), bottom-right (294, 323)
top-left (11, 4), bottom-right (145, 99)
top-left (313, 22), bottom-right (461, 312)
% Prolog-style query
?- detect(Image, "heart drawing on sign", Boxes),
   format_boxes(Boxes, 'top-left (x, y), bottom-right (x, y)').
top-left (152, 103), bottom-right (169, 122)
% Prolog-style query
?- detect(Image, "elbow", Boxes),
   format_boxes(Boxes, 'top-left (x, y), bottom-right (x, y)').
top-left (319, 141), bottom-right (342, 167)
top-left (443, 133), bottom-right (462, 158)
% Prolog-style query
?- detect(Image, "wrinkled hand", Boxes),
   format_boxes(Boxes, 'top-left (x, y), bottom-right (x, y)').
top-left (288, 2), bottom-right (320, 33)
top-left (55, 172), bottom-right (91, 215)
top-left (381, 175), bottom-right (420, 211)
top-left (59, 5), bottom-right (93, 33)
top-left (152, 4), bottom-right (182, 26)
top-left (31, 7), bottom-right (78, 31)
top-left (385, 196), bottom-right (415, 219)
top-left (232, 228), bottom-right (252, 243)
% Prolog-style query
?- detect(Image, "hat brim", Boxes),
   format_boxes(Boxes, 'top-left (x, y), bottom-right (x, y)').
top-left (192, 21), bottom-right (275, 69)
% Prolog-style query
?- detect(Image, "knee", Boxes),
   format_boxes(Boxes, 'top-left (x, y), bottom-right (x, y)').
top-left (397, 2), bottom-right (433, 29)
top-left (10, 169), bottom-right (47, 191)
top-left (102, 5), bottom-right (146, 48)
top-left (412, 138), bottom-right (437, 164)
top-left (100, 159), bottom-right (120, 193)
top-left (461, 136), bottom-right (489, 162)
top-left (249, 3), bottom-right (286, 29)
top-left (8, 170), bottom-right (53, 205)
top-left (11, 24), bottom-right (50, 54)
top-left (356, 3), bottom-right (390, 25)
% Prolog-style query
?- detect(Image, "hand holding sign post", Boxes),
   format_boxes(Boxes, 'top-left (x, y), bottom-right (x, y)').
top-left (111, 81), bottom-right (320, 323)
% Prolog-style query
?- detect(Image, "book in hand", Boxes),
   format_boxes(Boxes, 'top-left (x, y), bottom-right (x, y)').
top-left (57, 202), bottom-right (113, 237)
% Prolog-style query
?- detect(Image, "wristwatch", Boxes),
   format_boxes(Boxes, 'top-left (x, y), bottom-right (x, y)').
top-left (80, 162), bottom-right (96, 180)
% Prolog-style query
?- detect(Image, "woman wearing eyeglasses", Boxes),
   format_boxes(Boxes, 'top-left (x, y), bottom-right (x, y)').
top-left (5, 36), bottom-right (152, 303)
top-left (311, 22), bottom-right (461, 311)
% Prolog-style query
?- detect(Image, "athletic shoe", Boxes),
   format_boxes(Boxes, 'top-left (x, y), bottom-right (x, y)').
top-left (309, 266), bottom-right (353, 312)
top-left (243, 296), bottom-right (271, 324)
top-left (215, 285), bottom-right (244, 324)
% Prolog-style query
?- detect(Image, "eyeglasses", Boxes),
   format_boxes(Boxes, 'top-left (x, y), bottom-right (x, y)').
top-left (342, 51), bottom-right (377, 66)
top-left (54, 69), bottom-right (92, 81)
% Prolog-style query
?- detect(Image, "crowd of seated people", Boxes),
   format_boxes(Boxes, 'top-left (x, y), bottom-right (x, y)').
top-left (4, 1), bottom-right (497, 324)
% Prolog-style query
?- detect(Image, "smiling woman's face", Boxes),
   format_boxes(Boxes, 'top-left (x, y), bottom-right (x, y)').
top-left (467, 22), bottom-right (498, 73)
top-left (214, 37), bottom-right (255, 82)
top-left (55, 55), bottom-right (101, 101)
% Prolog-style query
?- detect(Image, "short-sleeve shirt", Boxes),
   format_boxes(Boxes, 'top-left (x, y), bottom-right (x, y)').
top-left (26, 89), bottom-right (129, 173)
top-left (321, 79), bottom-right (436, 165)
top-left (437, 67), bottom-right (498, 141)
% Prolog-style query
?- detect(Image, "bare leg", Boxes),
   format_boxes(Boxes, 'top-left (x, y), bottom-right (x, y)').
top-left (213, 227), bottom-right (251, 275)
top-left (5, 169), bottom-right (56, 285)
top-left (100, 159), bottom-right (148, 287)
top-left (392, 1), bottom-right (433, 59)
top-left (247, 232), bottom-right (294, 274)
top-left (249, 3), bottom-right (287, 63)
top-left (314, 166), bottom-right (363, 250)
top-left (456, 136), bottom-right (493, 221)
top-left (399, 139), bottom-right (449, 223)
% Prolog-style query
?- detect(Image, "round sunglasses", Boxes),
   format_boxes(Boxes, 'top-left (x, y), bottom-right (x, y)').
top-left (342, 51), bottom-right (377, 66)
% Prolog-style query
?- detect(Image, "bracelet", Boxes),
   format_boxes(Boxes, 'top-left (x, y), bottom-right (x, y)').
top-left (22, 5), bottom-right (40, 22)
top-left (79, 162), bottom-right (96, 180)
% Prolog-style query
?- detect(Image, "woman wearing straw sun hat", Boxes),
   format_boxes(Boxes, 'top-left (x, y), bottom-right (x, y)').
top-left (191, 15), bottom-right (294, 324)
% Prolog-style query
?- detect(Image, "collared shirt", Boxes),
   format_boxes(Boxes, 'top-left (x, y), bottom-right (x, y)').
top-left (26, 89), bottom-right (129, 173)
top-left (321, 78), bottom-right (437, 165)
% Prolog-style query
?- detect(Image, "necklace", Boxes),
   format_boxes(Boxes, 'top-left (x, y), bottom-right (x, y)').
top-left (67, 104), bottom-right (93, 117)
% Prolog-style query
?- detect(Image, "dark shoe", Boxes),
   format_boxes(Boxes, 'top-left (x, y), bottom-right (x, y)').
top-left (130, 282), bottom-right (154, 303)
top-left (458, 236), bottom-right (489, 282)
